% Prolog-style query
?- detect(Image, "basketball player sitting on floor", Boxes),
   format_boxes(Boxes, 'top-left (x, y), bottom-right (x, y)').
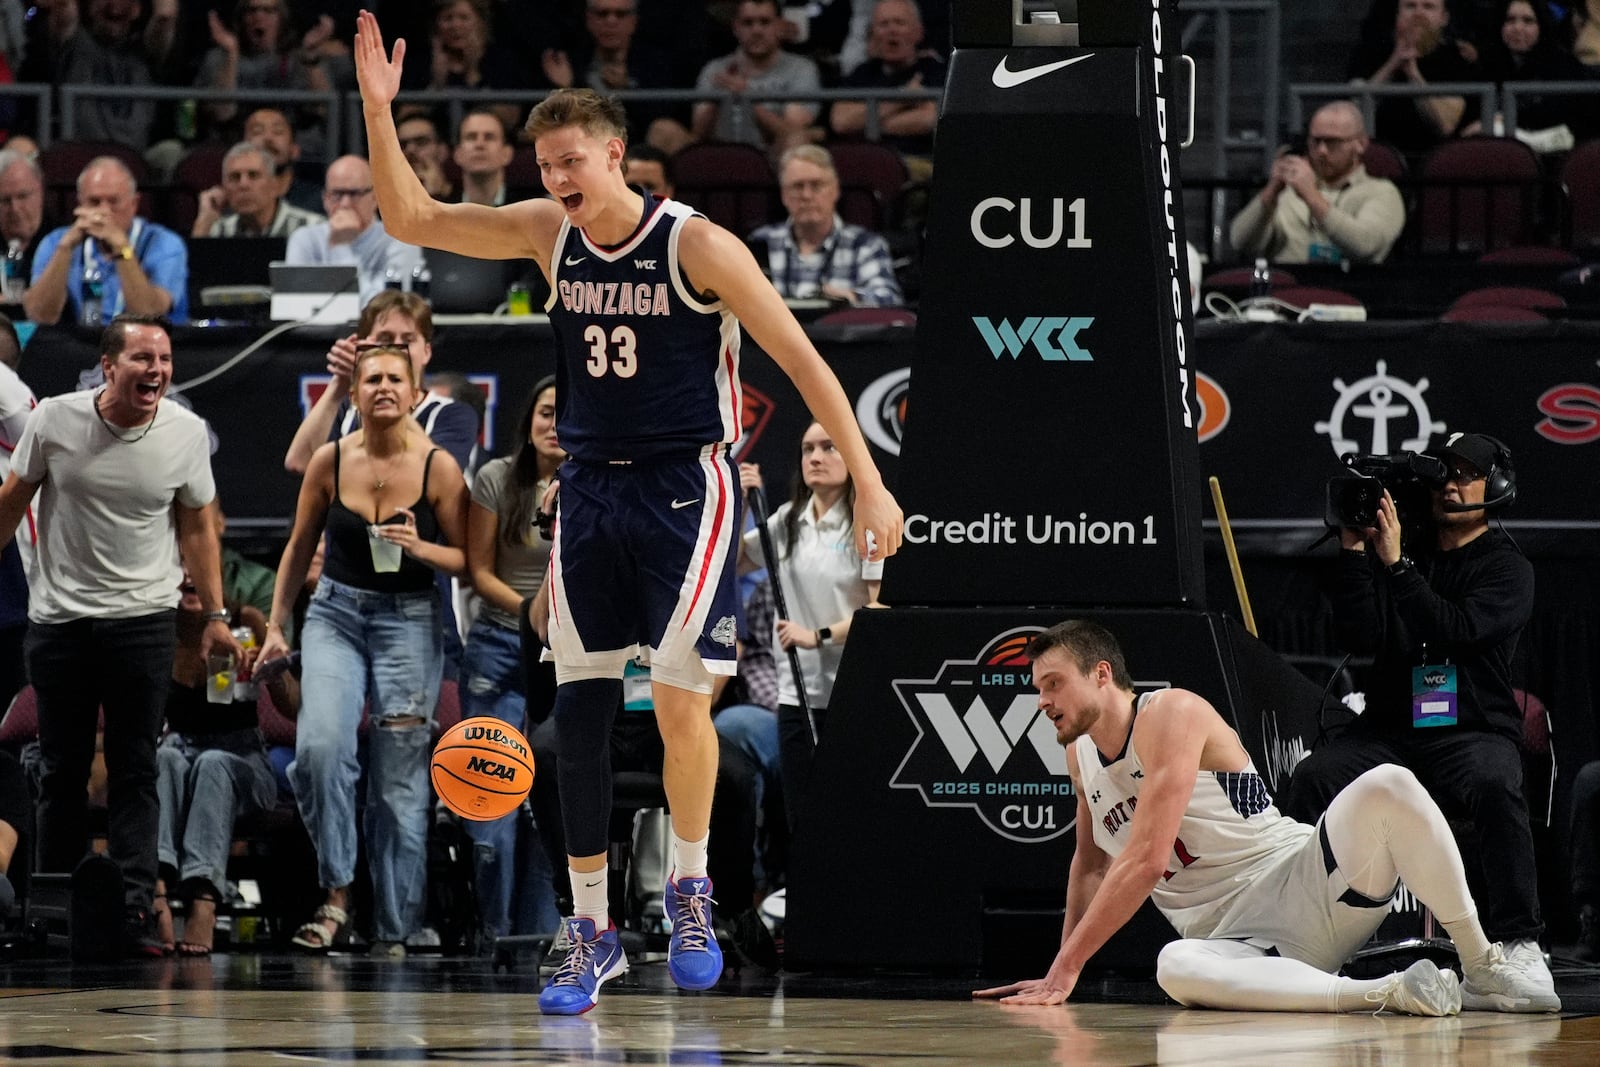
top-left (974, 621), bottom-right (1560, 1015)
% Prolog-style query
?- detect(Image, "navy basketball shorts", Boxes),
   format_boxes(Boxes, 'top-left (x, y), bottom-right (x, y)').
top-left (546, 447), bottom-right (741, 679)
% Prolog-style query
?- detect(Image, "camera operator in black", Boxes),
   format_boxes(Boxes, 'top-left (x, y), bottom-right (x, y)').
top-left (1282, 432), bottom-right (1552, 1005)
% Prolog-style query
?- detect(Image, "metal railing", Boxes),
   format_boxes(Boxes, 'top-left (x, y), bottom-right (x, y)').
top-left (1183, 0), bottom-right (1283, 180)
top-left (1288, 81), bottom-right (1504, 138)
top-left (337, 86), bottom-right (946, 155)
top-left (0, 84), bottom-right (53, 147)
top-left (58, 84), bottom-right (343, 156)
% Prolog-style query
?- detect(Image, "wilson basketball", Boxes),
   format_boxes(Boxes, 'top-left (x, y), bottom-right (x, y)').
top-left (431, 718), bottom-right (534, 821)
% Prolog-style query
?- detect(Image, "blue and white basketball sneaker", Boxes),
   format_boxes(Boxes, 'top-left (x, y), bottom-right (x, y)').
top-left (664, 873), bottom-right (723, 990)
top-left (538, 917), bottom-right (628, 1015)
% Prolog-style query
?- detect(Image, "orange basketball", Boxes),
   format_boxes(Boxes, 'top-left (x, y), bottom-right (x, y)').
top-left (432, 717), bottom-right (534, 821)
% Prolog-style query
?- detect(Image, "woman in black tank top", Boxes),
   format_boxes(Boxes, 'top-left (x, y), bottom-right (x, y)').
top-left (258, 344), bottom-right (469, 954)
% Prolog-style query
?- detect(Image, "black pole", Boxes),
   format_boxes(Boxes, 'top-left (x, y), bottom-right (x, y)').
top-left (746, 485), bottom-right (818, 749)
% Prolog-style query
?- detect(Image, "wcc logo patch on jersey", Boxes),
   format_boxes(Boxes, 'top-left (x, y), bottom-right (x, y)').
top-left (889, 627), bottom-right (1075, 844)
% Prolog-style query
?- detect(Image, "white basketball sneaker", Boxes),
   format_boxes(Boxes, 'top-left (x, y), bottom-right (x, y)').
top-left (1365, 959), bottom-right (1462, 1016)
top-left (1460, 942), bottom-right (1562, 1013)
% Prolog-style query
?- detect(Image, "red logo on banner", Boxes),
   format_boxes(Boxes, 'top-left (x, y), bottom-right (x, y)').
top-left (1535, 383), bottom-right (1600, 444)
top-left (1195, 372), bottom-right (1230, 443)
top-left (737, 382), bottom-right (775, 459)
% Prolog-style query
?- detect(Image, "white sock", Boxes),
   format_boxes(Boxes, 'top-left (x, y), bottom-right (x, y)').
top-left (672, 831), bottom-right (709, 881)
top-left (1441, 913), bottom-right (1493, 971)
top-left (570, 865), bottom-right (609, 929)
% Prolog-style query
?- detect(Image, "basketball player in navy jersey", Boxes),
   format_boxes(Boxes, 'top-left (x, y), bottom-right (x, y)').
top-left (353, 12), bottom-right (903, 1013)
top-left (974, 621), bottom-right (1559, 1015)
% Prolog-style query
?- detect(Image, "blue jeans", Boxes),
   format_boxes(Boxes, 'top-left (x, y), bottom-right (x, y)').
top-left (714, 704), bottom-right (780, 814)
top-left (288, 578), bottom-right (442, 942)
top-left (157, 728), bottom-right (276, 891)
top-left (459, 617), bottom-right (560, 937)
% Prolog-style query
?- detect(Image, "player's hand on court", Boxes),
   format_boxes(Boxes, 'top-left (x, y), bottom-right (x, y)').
top-left (354, 9), bottom-right (406, 110)
top-left (738, 462), bottom-right (763, 494)
top-left (972, 969), bottom-right (1079, 1006)
top-left (375, 507), bottom-right (421, 556)
top-left (1373, 490), bottom-right (1402, 567)
top-left (853, 483), bottom-right (903, 562)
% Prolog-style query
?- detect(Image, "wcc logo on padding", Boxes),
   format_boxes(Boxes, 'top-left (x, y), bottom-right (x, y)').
top-left (889, 627), bottom-right (1075, 844)
top-left (972, 316), bottom-right (1095, 361)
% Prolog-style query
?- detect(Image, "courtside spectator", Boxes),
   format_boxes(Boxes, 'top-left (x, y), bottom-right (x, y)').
top-left (748, 145), bottom-right (904, 307)
top-left (681, 0), bottom-right (822, 155)
top-left (1348, 0), bottom-right (1481, 153)
top-left (25, 156), bottom-right (189, 326)
top-left (245, 106), bottom-right (324, 215)
top-left (831, 0), bottom-right (944, 168)
top-left (195, 1), bottom-right (339, 139)
top-left (284, 155), bottom-right (422, 305)
top-left (190, 141), bottom-right (324, 238)
top-left (1229, 101), bottom-right (1406, 265)
top-left (35, 0), bottom-right (179, 155)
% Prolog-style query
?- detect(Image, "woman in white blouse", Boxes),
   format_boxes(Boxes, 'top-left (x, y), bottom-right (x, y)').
top-left (739, 420), bottom-right (882, 831)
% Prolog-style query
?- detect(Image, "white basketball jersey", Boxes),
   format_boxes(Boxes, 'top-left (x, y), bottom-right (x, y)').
top-left (1074, 691), bottom-right (1313, 938)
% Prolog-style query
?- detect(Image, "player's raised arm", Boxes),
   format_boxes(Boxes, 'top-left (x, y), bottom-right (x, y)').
top-left (677, 216), bottom-right (903, 562)
top-left (353, 10), bottom-right (558, 264)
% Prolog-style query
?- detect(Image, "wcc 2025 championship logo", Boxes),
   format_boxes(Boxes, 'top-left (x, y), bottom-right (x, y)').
top-left (889, 627), bottom-right (1076, 844)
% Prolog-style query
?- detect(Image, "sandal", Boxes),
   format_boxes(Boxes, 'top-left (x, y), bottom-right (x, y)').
top-left (151, 891), bottom-right (176, 956)
top-left (291, 903), bottom-right (350, 951)
top-left (176, 892), bottom-right (218, 957)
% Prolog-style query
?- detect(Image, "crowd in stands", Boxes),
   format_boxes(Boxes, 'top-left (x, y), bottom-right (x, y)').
top-left (1, 0), bottom-right (1600, 969)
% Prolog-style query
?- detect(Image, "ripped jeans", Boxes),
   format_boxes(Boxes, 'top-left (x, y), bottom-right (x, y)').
top-left (289, 578), bottom-right (442, 942)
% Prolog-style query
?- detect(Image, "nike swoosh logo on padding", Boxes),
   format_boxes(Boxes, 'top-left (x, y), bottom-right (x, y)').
top-left (565, 255), bottom-right (587, 266)
top-left (671, 498), bottom-right (699, 510)
top-left (991, 53), bottom-right (1094, 88)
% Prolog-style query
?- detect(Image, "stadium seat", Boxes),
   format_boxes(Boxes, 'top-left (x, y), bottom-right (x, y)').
top-left (1360, 141), bottom-right (1408, 183)
top-left (1561, 139), bottom-right (1600, 252)
top-left (1449, 285), bottom-right (1565, 311)
top-left (668, 142), bottom-right (779, 236)
top-left (168, 142), bottom-right (228, 238)
top-left (1440, 303), bottom-right (1548, 322)
top-left (1417, 137), bottom-right (1540, 256)
top-left (1475, 246), bottom-right (1579, 268)
top-left (1274, 285), bottom-right (1362, 308)
top-left (828, 141), bottom-right (909, 232)
top-left (1202, 266), bottom-right (1297, 294)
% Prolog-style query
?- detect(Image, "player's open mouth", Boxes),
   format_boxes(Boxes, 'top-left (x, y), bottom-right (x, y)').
top-left (562, 193), bottom-right (584, 212)
top-left (135, 381), bottom-right (162, 401)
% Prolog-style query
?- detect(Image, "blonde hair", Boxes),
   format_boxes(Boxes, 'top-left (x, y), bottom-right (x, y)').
top-left (525, 89), bottom-right (628, 146)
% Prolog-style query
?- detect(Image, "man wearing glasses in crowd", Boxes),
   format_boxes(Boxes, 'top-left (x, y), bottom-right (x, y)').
top-left (1229, 100), bottom-right (1406, 266)
top-left (285, 155), bottom-right (421, 303)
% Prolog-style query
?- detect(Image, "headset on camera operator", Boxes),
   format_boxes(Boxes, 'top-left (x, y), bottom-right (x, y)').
top-left (1283, 431), bottom-right (1555, 996)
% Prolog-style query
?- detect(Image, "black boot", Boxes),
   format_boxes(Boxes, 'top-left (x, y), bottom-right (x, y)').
top-left (1578, 904), bottom-right (1600, 963)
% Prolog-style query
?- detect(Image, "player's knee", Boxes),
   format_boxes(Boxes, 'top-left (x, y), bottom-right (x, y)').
top-left (1155, 941), bottom-right (1208, 1006)
top-left (1349, 763), bottom-right (1425, 809)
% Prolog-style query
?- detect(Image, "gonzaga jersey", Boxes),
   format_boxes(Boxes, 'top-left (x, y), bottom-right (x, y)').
top-left (545, 197), bottom-right (743, 462)
top-left (1074, 691), bottom-right (1313, 939)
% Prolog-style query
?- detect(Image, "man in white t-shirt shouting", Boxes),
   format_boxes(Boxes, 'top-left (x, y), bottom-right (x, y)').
top-left (0, 314), bottom-right (240, 958)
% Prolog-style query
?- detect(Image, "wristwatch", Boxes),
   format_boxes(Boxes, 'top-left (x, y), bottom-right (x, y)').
top-left (115, 245), bottom-right (134, 261)
top-left (1386, 556), bottom-right (1413, 577)
top-left (201, 609), bottom-right (229, 623)
top-left (816, 626), bottom-right (833, 645)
